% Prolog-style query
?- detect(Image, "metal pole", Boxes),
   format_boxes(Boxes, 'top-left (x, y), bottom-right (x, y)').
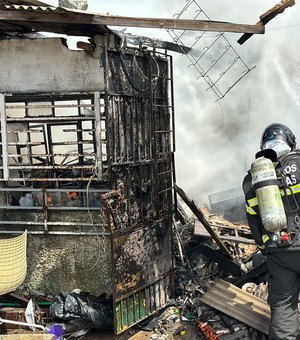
top-left (0, 94), bottom-right (8, 180)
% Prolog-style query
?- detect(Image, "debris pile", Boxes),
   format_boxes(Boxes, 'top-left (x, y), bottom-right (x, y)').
top-left (131, 194), bottom-right (270, 340)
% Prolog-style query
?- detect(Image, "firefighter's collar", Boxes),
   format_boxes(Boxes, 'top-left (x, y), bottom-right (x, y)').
top-left (255, 149), bottom-right (278, 162)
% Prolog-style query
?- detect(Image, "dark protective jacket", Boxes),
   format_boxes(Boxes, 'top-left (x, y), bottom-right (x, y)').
top-left (242, 150), bottom-right (300, 253)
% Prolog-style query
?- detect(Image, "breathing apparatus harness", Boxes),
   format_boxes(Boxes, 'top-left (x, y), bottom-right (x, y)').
top-left (276, 152), bottom-right (300, 244)
top-left (251, 150), bottom-right (300, 248)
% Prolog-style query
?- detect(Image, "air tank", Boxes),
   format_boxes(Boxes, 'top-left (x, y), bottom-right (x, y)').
top-left (251, 157), bottom-right (287, 232)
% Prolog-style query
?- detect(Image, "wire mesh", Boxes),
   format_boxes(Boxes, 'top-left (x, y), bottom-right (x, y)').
top-left (167, 0), bottom-right (254, 100)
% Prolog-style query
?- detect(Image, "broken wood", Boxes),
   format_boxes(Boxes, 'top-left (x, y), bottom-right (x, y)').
top-left (173, 218), bottom-right (186, 266)
top-left (218, 234), bottom-right (255, 245)
top-left (238, 0), bottom-right (295, 44)
top-left (175, 184), bottom-right (233, 259)
top-left (194, 221), bottom-right (255, 245)
top-left (76, 41), bottom-right (95, 53)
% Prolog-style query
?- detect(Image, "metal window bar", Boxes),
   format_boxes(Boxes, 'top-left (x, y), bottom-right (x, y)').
top-left (7, 103), bottom-right (95, 110)
top-left (148, 52), bottom-right (159, 218)
top-left (0, 187), bottom-right (108, 207)
top-left (148, 52), bottom-right (176, 217)
top-left (0, 186), bottom-right (110, 231)
top-left (105, 50), bottom-right (175, 228)
top-left (1, 93), bottom-right (107, 183)
top-left (0, 230), bottom-right (110, 236)
top-left (0, 94), bottom-right (9, 180)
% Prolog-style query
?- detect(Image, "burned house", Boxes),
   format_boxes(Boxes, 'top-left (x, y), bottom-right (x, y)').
top-left (0, 1), bottom-right (175, 334)
top-left (1, 0), bottom-right (296, 337)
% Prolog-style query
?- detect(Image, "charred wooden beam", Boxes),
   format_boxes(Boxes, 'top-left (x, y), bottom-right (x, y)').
top-left (175, 184), bottom-right (233, 259)
top-left (218, 234), bottom-right (255, 244)
top-left (194, 221), bottom-right (255, 244)
top-left (238, 0), bottom-right (295, 44)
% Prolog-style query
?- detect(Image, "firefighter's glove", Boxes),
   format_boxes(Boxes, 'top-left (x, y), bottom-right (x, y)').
top-left (258, 234), bottom-right (271, 255)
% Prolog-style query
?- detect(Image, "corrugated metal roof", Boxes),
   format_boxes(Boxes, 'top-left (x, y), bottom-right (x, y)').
top-left (200, 279), bottom-right (270, 335)
top-left (3, 0), bottom-right (50, 5)
top-left (0, 2), bottom-right (112, 37)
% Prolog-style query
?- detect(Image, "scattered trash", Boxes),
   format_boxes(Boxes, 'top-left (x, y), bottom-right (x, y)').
top-left (198, 321), bottom-right (219, 339)
top-left (49, 290), bottom-right (113, 332)
top-left (19, 193), bottom-right (34, 207)
top-left (24, 299), bottom-right (35, 331)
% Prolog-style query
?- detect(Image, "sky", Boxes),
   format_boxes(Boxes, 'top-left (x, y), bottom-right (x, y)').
top-left (46, 0), bottom-right (300, 207)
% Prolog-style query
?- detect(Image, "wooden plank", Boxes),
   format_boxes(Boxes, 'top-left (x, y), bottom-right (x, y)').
top-left (259, 0), bottom-right (295, 24)
top-left (194, 222), bottom-right (255, 244)
top-left (0, 10), bottom-right (265, 34)
top-left (200, 279), bottom-right (270, 335)
top-left (238, 0), bottom-right (295, 44)
top-left (175, 184), bottom-right (233, 259)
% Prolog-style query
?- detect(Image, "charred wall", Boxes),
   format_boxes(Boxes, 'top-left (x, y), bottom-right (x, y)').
top-left (0, 33), bottom-right (175, 320)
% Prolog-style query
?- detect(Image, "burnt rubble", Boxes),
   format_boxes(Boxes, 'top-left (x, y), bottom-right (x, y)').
top-left (130, 186), bottom-right (270, 339)
top-left (169, 208), bottom-right (269, 339)
top-left (119, 189), bottom-right (270, 339)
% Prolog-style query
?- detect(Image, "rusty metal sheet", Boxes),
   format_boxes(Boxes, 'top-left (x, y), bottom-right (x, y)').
top-left (112, 220), bottom-right (173, 334)
top-left (114, 274), bottom-right (171, 334)
top-left (112, 221), bottom-right (173, 299)
top-left (200, 279), bottom-right (270, 335)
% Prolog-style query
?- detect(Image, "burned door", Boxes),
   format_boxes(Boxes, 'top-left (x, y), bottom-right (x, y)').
top-left (103, 49), bottom-right (176, 333)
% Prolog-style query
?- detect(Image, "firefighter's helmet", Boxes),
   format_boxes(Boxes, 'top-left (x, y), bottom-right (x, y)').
top-left (260, 123), bottom-right (296, 151)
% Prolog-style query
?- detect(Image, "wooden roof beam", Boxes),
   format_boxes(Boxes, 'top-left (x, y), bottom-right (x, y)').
top-left (0, 9), bottom-right (265, 34)
top-left (238, 0), bottom-right (295, 44)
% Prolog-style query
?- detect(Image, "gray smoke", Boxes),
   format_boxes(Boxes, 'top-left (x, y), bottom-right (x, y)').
top-left (87, 0), bottom-right (300, 205)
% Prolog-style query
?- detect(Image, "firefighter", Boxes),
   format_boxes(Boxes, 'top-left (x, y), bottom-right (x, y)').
top-left (242, 123), bottom-right (300, 340)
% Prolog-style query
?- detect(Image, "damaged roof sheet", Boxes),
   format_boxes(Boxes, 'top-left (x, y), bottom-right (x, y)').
top-left (200, 279), bottom-right (270, 335)
top-left (0, 1), bottom-right (111, 36)
top-left (2, 0), bottom-right (50, 5)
